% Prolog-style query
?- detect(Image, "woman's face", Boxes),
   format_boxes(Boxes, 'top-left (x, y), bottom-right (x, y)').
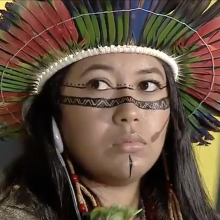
top-left (60, 53), bottom-right (170, 186)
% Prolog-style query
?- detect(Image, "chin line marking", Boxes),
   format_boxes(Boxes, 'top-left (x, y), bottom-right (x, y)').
top-left (129, 155), bottom-right (133, 178)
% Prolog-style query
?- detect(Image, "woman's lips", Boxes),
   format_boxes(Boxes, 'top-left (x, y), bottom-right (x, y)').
top-left (114, 142), bottom-right (146, 153)
top-left (113, 133), bottom-right (146, 153)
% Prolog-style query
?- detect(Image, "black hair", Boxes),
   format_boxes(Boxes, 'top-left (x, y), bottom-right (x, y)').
top-left (0, 62), bottom-right (218, 220)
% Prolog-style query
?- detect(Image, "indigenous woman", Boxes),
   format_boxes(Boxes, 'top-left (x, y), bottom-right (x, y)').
top-left (0, 0), bottom-right (220, 220)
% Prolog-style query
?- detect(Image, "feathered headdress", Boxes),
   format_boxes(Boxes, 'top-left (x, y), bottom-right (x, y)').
top-left (0, 0), bottom-right (220, 145)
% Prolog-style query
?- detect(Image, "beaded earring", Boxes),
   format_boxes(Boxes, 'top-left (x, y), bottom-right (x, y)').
top-left (65, 154), bottom-right (98, 214)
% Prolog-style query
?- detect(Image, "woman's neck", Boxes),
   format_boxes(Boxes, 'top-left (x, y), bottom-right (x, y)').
top-left (80, 176), bottom-right (140, 209)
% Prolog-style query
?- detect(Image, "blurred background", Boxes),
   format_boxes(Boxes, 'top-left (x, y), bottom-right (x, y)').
top-left (0, 0), bottom-right (220, 212)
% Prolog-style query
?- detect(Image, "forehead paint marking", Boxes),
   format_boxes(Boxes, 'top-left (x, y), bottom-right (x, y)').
top-left (59, 96), bottom-right (170, 110)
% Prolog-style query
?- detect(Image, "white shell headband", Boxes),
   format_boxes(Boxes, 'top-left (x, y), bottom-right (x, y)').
top-left (37, 45), bottom-right (179, 94)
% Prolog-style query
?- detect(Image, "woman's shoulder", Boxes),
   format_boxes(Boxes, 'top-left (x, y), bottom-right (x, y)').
top-left (0, 185), bottom-right (38, 220)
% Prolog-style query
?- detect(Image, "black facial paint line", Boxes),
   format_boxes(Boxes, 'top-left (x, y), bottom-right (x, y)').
top-left (59, 95), bottom-right (170, 110)
top-left (62, 84), bottom-right (167, 91)
top-left (129, 155), bottom-right (133, 178)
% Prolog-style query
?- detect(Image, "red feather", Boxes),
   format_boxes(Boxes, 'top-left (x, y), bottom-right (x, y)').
top-left (0, 92), bottom-right (27, 100)
top-left (186, 87), bottom-right (220, 108)
top-left (49, 0), bottom-right (79, 42)
top-left (191, 45), bottom-right (220, 57)
top-left (0, 103), bottom-right (22, 115)
top-left (39, 1), bottom-right (78, 44)
top-left (0, 53), bottom-right (31, 70)
top-left (10, 2), bottom-right (60, 53)
top-left (190, 58), bottom-right (220, 68)
top-left (0, 42), bottom-right (39, 66)
top-left (12, 17), bottom-right (53, 54)
top-left (186, 17), bottom-right (220, 46)
top-left (0, 30), bottom-right (38, 61)
top-left (190, 81), bottom-right (220, 92)
top-left (4, 22), bottom-right (46, 57)
top-left (186, 93), bottom-right (220, 111)
top-left (190, 73), bottom-right (220, 82)
top-left (0, 112), bottom-right (22, 126)
top-left (1, 91), bottom-right (27, 96)
top-left (190, 36), bottom-right (220, 57)
top-left (22, 0), bottom-right (66, 50)
top-left (0, 49), bottom-right (38, 71)
top-left (195, 50), bottom-right (220, 61)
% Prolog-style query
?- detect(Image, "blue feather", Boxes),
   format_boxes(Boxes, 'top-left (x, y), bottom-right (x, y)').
top-left (63, 0), bottom-right (79, 16)
top-left (204, 112), bottom-right (220, 127)
top-left (0, 10), bottom-right (16, 24)
top-left (113, 0), bottom-right (120, 16)
top-left (123, 0), bottom-right (130, 10)
top-left (198, 128), bottom-right (214, 140)
top-left (130, 0), bottom-right (153, 44)
top-left (129, 0), bottom-right (138, 42)
top-left (84, 0), bottom-right (94, 13)
top-left (149, 0), bottom-right (159, 12)
top-left (195, 108), bottom-right (220, 128)
top-left (0, 21), bottom-right (10, 32)
top-left (94, 0), bottom-right (103, 12)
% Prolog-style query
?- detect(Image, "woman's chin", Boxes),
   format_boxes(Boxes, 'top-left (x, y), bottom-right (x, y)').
top-left (94, 168), bottom-right (147, 186)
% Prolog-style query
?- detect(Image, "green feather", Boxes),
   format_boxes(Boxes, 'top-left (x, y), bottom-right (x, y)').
top-left (0, 73), bottom-right (34, 83)
top-left (2, 78), bottom-right (29, 87)
top-left (162, 22), bottom-right (186, 47)
top-left (167, 26), bottom-right (189, 47)
top-left (186, 56), bottom-right (201, 63)
top-left (0, 87), bottom-right (25, 92)
top-left (184, 109), bottom-right (200, 136)
top-left (142, 14), bottom-right (157, 44)
top-left (88, 205), bottom-right (142, 220)
top-left (146, 16), bottom-right (164, 46)
top-left (0, 66), bottom-right (33, 76)
top-left (105, 0), bottom-right (116, 45)
top-left (122, 11), bottom-right (129, 43)
top-left (1, 82), bottom-right (29, 90)
top-left (0, 128), bottom-right (23, 140)
top-left (68, 7), bottom-right (90, 47)
top-left (84, 1), bottom-right (101, 44)
top-left (157, 19), bottom-right (179, 48)
top-left (78, 1), bottom-right (96, 47)
top-left (181, 96), bottom-right (201, 129)
top-left (115, 11), bottom-right (123, 45)
top-left (96, 0), bottom-right (108, 45)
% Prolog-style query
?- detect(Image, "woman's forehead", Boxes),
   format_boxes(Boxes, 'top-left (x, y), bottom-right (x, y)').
top-left (64, 53), bottom-right (166, 79)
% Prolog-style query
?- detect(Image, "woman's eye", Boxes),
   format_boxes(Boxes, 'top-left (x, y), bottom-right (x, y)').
top-left (88, 80), bottom-right (111, 90)
top-left (138, 81), bottom-right (159, 92)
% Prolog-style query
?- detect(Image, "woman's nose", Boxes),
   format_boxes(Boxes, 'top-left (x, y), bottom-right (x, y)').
top-left (112, 103), bottom-right (140, 125)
